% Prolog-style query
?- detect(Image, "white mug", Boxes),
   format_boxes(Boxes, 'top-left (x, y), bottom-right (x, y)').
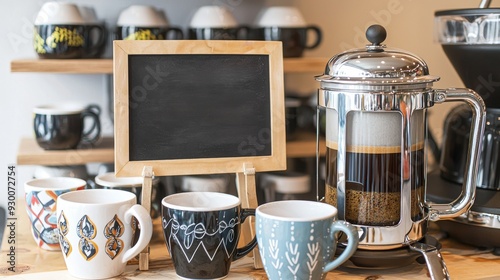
top-left (57, 189), bottom-right (152, 279)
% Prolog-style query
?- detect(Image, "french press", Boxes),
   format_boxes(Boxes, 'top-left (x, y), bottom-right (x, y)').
top-left (316, 25), bottom-right (486, 278)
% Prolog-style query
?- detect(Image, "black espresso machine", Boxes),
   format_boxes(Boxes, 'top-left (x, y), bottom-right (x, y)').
top-left (428, 3), bottom-right (500, 255)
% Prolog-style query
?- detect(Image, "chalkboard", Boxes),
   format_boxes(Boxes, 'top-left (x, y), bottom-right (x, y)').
top-left (114, 40), bottom-right (286, 177)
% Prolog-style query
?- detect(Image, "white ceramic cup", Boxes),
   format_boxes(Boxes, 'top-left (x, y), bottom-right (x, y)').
top-left (24, 177), bottom-right (86, 251)
top-left (95, 172), bottom-right (143, 188)
top-left (117, 5), bottom-right (168, 27)
top-left (35, 2), bottom-right (85, 25)
top-left (94, 172), bottom-right (162, 218)
top-left (190, 5), bottom-right (238, 28)
top-left (180, 175), bottom-right (228, 193)
top-left (57, 189), bottom-right (153, 279)
top-left (255, 6), bottom-right (307, 27)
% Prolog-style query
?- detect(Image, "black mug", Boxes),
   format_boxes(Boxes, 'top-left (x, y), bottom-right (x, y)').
top-left (33, 104), bottom-right (101, 150)
top-left (115, 26), bottom-right (184, 40)
top-left (249, 26), bottom-right (322, 57)
top-left (188, 26), bottom-right (249, 40)
top-left (34, 24), bottom-right (105, 59)
top-left (162, 192), bottom-right (257, 279)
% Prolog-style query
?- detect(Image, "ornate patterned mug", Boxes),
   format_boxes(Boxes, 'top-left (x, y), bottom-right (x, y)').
top-left (56, 189), bottom-right (152, 279)
top-left (256, 200), bottom-right (359, 280)
top-left (24, 177), bottom-right (86, 250)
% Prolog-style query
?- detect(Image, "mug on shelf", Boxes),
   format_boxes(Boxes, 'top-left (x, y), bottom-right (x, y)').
top-left (250, 6), bottom-right (322, 57)
top-left (34, 2), bottom-right (106, 59)
top-left (33, 104), bottom-right (101, 150)
top-left (116, 5), bottom-right (183, 40)
top-left (188, 5), bottom-right (248, 40)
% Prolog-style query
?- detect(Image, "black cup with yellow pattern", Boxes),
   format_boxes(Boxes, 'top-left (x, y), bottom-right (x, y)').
top-left (34, 24), bottom-right (104, 59)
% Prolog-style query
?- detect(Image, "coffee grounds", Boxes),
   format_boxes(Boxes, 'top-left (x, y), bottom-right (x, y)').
top-left (325, 184), bottom-right (424, 226)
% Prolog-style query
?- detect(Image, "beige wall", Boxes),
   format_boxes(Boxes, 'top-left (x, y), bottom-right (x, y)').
top-left (272, 0), bottom-right (480, 143)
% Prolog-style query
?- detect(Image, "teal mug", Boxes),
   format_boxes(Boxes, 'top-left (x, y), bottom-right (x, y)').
top-left (256, 200), bottom-right (359, 280)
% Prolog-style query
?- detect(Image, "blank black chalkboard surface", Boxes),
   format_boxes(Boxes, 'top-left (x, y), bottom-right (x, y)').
top-left (113, 40), bottom-right (286, 177)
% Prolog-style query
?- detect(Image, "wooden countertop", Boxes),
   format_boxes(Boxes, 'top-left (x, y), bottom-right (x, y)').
top-left (1, 200), bottom-right (499, 279)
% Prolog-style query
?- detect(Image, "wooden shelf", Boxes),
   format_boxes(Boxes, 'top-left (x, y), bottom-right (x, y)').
top-left (11, 59), bottom-right (113, 74)
top-left (283, 57), bottom-right (327, 73)
top-left (17, 137), bottom-right (114, 166)
top-left (17, 132), bottom-right (322, 166)
top-left (10, 57), bottom-right (327, 74)
top-left (286, 130), bottom-right (325, 158)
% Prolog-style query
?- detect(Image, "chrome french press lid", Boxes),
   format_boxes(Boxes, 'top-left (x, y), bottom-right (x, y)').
top-left (316, 25), bottom-right (440, 89)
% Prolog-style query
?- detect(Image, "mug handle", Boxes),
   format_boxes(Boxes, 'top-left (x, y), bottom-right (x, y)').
top-left (428, 88), bottom-right (486, 220)
top-left (305, 25), bottom-right (322, 49)
top-left (121, 204), bottom-right (153, 263)
top-left (236, 25), bottom-right (251, 40)
top-left (323, 220), bottom-right (359, 273)
top-left (232, 208), bottom-right (258, 261)
top-left (166, 27), bottom-right (184, 39)
top-left (86, 24), bottom-right (107, 57)
top-left (81, 104), bottom-right (101, 144)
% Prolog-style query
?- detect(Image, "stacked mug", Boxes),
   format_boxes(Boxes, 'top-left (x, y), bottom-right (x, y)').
top-left (188, 5), bottom-right (249, 40)
top-left (250, 6), bottom-right (322, 57)
top-left (34, 2), bottom-right (106, 59)
top-left (115, 5), bottom-right (183, 40)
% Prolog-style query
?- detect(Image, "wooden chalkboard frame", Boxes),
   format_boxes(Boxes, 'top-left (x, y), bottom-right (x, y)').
top-left (113, 40), bottom-right (286, 177)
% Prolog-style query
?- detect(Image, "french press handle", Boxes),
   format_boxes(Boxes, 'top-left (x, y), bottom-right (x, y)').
top-left (428, 88), bottom-right (486, 221)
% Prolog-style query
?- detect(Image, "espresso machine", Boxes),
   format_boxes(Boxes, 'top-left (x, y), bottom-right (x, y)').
top-left (316, 25), bottom-right (486, 279)
top-left (427, 4), bottom-right (500, 255)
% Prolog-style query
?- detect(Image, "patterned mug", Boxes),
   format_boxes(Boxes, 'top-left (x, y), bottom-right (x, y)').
top-left (56, 189), bottom-right (152, 279)
top-left (162, 192), bottom-right (257, 279)
top-left (24, 177), bottom-right (86, 250)
top-left (256, 200), bottom-right (359, 280)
